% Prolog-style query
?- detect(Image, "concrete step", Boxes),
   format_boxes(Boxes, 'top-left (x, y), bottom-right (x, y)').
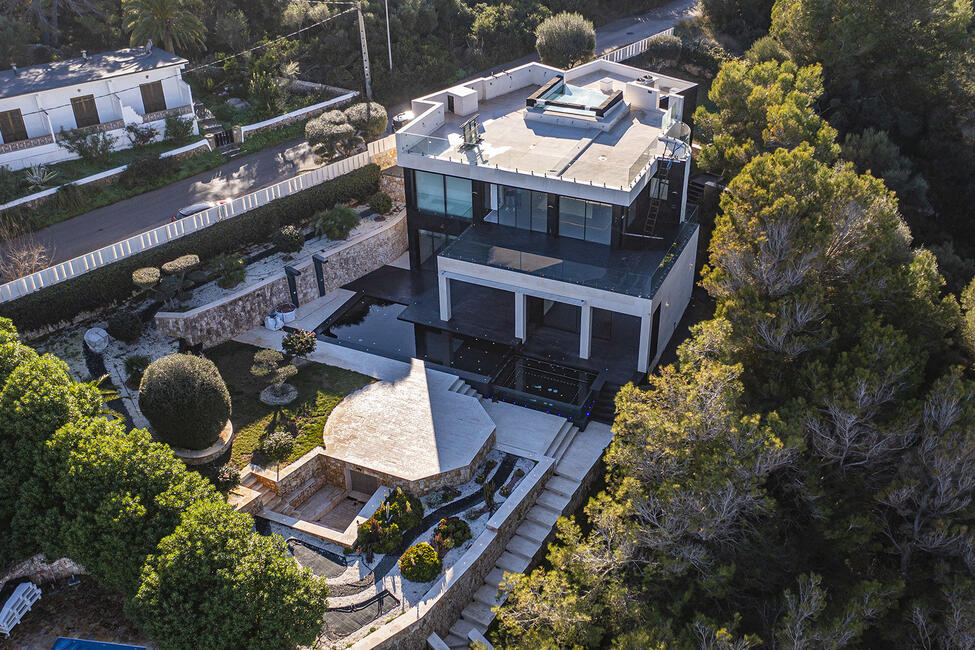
top-left (506, 534), bottom-right (539, 560)
top-left (449, 618), bottom-right (482, 642)
top-left (462, 601), bottom-right (495, 628)
top-left (446, 377), bottom-right (464, 393)
top-left (497, 551), bottom-right (531, 575)
top-left (442, 632), bottom-right (468, 649)
top-left (427, 632), bottom-right (451, 650)
top-left (544, 420), bottom-right (574, 458)
top-left (484, 567), bottom-right (505, 588)
top-left (526, 503), bottom-right (561, 528)
top-left (536, 490), bottom-right (572, 514)
top-left (544, 475), bottom-right (580, 498)
top-left (474, 584), bottom-right (503, 608)
top-left (552, 425), bottom-right (579, 460)
top-left (515, 519), bottom-right (551, 544)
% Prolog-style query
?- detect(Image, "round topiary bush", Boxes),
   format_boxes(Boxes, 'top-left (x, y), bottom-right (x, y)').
top-left (399, 542), bottom-right (441, 583)
top-left (138, 353), bottom-right (231, 450)
top-left (273, 225), bottom-right (304, 253)
top-left (369, 192), bottom-right (393, 214)
top-left (106, 311), bottom-right (142, 344)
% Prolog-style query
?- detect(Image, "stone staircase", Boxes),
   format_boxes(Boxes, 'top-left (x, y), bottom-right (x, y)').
top-left (445, 376), bottom-right (480, 398)
top-left (240, 472), bottom-right (301, 517)
top-left (437, 418), bottom-right (609, 649)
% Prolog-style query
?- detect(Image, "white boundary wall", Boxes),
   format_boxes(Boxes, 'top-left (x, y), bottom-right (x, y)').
top-left (0, 135), bottom-right (396, 304)
top-left (599, 27), bottom-right (675, 63)
top-left (0, 139), bottom-right (213, 212)
top-left (239, 91), bottom-right (358, 140)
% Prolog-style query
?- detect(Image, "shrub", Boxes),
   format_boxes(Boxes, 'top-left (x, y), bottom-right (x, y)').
top-left (535, 12), bottom-right (595, 69)
top-left (0, 165), bottom-right (21, 203)
top-left (250, 349), bottom-right (297, 398)
top-left (119, 155), bottom-right (177, 189)
top-left (282, 329), bottom-right (317, 357)
top-left (0, 164), bottom-right (380, 332)
top-left (24, 164), bottom-right (57, 191)
top-left (431, 517), bottom-right (472, 557)
top-left (106, 311), bottom-right (142, 344)
top-left (499, 485), bottom-right (511, 497)
top-left (208, 253), bottom-right (247, 289)
top-left (475, 471), bottom-right (486, 484)
top-left (483, 481), bottom-right (495, 511)
top-left (485, 459), bottom-right (496, 472)
top-left (214, 463), bottom-right (241, 493)
top-left (307, 119), bottom-right (359, 160)
top-left (313, 204), bottom-right (359, 240)
top-left (369, 191), bottom-right (393, 214)
top-left (356, 488), bottom-right (424, 554)
top-left (514, 468), bottom-right (525, 478)
top-left (138, 353), bottom-right (231, 450)
top-left (164, 114), bottom-right (194, 143)
top-left (261, 430), bottom-right (295, 480)
top-left (399, 542), bottom-right (441, 582)
top-left (344, 102), bottom-right (388, 141)
top-left (125, 123), bottom-right (159, 147)
top-left (124, 354), bottom-right (150, 386)
top-left (273, 225), bottom-right (304, 253)
top-left (642, 33), bottom-right (683, 67)
top-left (58, 129), bottom-right (117, 163)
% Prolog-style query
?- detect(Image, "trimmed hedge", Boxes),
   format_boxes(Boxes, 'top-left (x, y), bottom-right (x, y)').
top-left (139, 353), bottom-right (231, 450)
top-left (0, 164), bottom-right (380, 332)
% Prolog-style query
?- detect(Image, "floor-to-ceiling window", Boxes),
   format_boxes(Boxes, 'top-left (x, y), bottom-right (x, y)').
top-left (496, 185), bottom-right (547, 232)
top-left (445, 176), bottom-right (473, 219)
top-left (559, 197), bottom-right (612, 245)
top-left (416, 171), bottom-right (446, 215)
top-left (414, 171), bottom-right (473, 220)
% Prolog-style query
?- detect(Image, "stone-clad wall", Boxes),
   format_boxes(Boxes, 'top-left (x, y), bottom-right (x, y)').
top-left (155, 212), bottom-right (407, 347)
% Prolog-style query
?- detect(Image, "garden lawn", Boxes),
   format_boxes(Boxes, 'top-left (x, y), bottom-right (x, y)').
top-left (207, 341), bottom-right (372, 468)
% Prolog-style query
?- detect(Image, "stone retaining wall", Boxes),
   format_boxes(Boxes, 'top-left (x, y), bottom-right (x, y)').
top-left (350, 455), bottom-right (556, 649)
top-left (155, 212), bottom-right (407, 347)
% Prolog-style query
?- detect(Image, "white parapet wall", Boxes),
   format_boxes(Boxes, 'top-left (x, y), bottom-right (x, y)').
top-left (0, 136), bottom-right (398, 305)
top-left (0, 138), bottom-right (212, 212)
top-left (238, 91), bottom-right (358, 141)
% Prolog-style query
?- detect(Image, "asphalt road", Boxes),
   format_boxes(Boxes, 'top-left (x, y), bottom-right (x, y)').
top-left (19, 0), bottom-right (698, 266)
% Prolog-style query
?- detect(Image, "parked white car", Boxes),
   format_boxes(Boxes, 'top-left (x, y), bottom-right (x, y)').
top-left (171, 199), bottom-right (229, 222)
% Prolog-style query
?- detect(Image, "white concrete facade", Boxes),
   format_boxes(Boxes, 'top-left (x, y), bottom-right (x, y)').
top-left (0, 48), bottom-right (197, 170)
top-left (398, 59), bottom-right (698, 375)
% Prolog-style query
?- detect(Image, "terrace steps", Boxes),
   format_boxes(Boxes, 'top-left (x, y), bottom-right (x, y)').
top-left (544, 421), bottom-right (575, 458)
top-left (442, 425), bottom-right (613, 648)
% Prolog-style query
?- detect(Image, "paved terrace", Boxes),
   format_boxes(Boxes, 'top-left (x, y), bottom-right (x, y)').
top-left (405, 70), bottom-right (667, 189)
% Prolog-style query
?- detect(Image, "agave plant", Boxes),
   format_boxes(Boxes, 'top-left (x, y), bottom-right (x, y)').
top-left (24, 164), bottom-right (58, 191)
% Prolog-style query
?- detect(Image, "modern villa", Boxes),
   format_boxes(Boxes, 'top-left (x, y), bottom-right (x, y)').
top-left (317, 58), bottom-right (699, 424)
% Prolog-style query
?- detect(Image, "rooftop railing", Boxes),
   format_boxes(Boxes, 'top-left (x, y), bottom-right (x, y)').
top-left (398, 123), bottom-right (689, 192)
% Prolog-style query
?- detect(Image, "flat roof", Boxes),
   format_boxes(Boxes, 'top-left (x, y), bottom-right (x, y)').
top-left (322, 361), bottom-right (495, 481)
top-left (0, 47), bottom-right (187, 100)
top-left (399, 62), bottom-right (695, 191)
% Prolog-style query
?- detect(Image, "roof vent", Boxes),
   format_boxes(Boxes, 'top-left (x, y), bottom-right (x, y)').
top-left (10, 64), bottom-right (17, 77)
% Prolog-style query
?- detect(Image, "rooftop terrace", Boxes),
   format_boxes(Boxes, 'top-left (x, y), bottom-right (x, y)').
top-left (397, 61), bottom-right (694, 192)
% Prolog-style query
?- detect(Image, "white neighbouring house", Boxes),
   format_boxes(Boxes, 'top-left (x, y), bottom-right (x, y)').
top-left (0, 44), bottom-right (198, 171)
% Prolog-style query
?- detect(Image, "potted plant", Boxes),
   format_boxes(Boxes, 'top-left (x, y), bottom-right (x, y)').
top-left (277, 302), bottom-right (297, 323)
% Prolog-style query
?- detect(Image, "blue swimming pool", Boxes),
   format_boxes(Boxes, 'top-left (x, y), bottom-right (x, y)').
top-left (51, 639), bottom-right (146, 650)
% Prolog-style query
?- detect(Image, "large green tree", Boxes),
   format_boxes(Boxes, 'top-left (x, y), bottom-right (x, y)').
top-left (693, 58), bottom-right (839, 179)
top-left (122, 0), bottom-right (205, 54)
top-left (130, 500), bottom-right (328, 650)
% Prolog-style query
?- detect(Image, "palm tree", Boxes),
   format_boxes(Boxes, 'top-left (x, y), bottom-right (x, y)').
top-left (123, 0), bottom-right (206, 55)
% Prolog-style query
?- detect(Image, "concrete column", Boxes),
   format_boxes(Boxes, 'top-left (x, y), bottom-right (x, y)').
top-left (637, 311), bottom-right (652, 373)
top-left (438, 273), bottom-right (451, 321)
top-left (514, 291), bottom-right (527, 341)
top-left (579, 303), bottom-right (592, 359)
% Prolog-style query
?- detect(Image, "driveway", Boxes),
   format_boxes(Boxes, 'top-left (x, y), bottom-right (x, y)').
top-left (18, 139), bottom-right (319, 265)
top-left (18, 0), bottom-right (698, 267)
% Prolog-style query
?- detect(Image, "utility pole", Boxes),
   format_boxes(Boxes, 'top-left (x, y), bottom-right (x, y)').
top-left (384, 0), bottom-right (393, 70)
top-left (356, 2), bottom-right (373, 101)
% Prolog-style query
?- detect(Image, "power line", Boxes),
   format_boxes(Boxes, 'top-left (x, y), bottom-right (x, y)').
top-left (12, 7), bottom-right (357, 121)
